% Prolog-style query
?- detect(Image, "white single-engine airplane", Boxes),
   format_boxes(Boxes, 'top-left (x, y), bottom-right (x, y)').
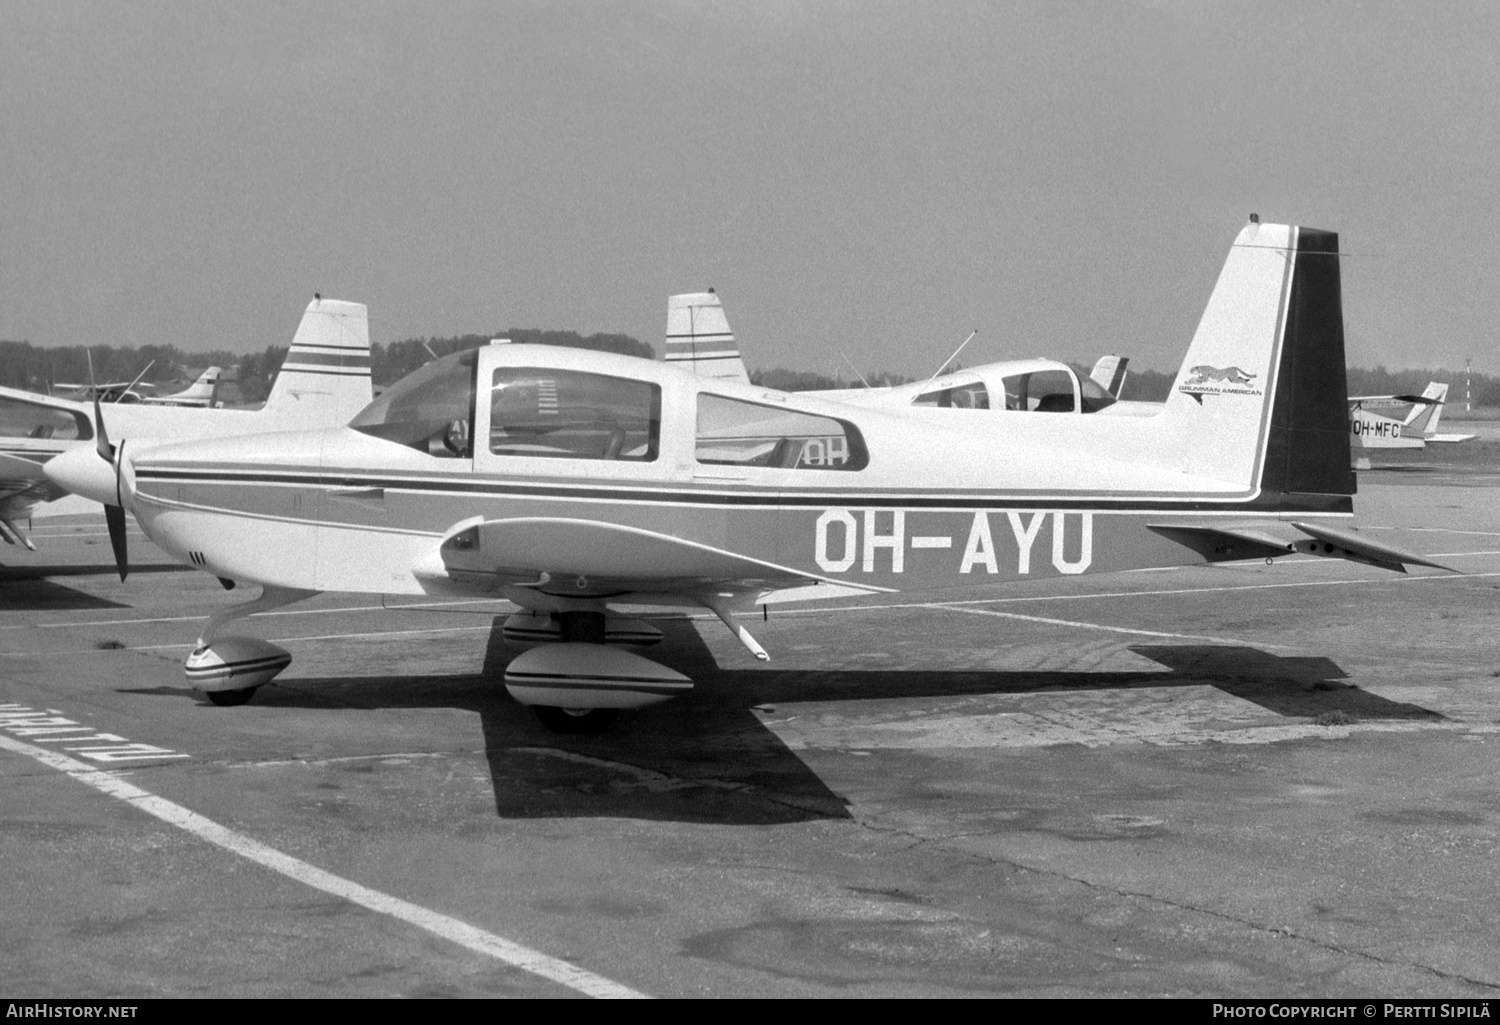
top-left (1344, 381), bottom-right (1478, 461)
top-left (3, 299), bottom-right (371, 553)
top-left (47, 221), bottom-right (1449, 731)
top-left (1350, 382), bottom-right (1474, 444)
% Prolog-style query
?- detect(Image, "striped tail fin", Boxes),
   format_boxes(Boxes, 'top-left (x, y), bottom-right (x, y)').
top-left (1402, 382), bottom-right (1447, 437)
top-left (1089, 355), bottom-right (1129, 397)
top-left (262, 298), bottom-right (374, 427)
top-left (1155, 221), bottom-right (1356, 498)
top-left (665, 291), bottom-right (748, 382)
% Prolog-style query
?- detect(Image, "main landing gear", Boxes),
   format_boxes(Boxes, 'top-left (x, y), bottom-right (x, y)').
top-left (184, 586), bottom-right (318, 707)
top-left (503, 605), bottom-right (771, 735)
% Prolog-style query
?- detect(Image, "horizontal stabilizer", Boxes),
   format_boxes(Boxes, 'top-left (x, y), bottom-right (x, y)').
top-left (1289, 521), bottom-right (1454, 573)
top-left (1149, 520), bottom-right (1453, 573)
top-left (1146, 523), bottom-right (1298, 563)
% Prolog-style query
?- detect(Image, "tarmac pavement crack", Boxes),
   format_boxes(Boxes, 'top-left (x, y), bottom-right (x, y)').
top-left (848, 814), bottom-right (1500, 991)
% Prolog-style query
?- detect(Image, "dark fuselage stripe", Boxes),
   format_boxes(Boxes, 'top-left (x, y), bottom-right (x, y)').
top-left (135, 468), bottom-right (1352, 513)
top-left (276, 367), bottom-right (372, 378)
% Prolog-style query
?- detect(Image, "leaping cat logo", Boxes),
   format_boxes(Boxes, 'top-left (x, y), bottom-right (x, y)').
top-left (1185, 365), bottom-right (1257, 386)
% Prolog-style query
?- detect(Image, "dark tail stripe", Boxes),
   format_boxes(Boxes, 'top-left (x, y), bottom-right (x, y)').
top-left (1259, 228), bottom-right (1357, 496)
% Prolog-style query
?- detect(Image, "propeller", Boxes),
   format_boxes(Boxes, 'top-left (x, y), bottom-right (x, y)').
top-left (87, 351), bottom-right (129, 581)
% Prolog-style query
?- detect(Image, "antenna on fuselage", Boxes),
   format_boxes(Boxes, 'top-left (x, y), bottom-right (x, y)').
top-left (925, 329), bottom-right (978, 385)
top-left (839, 352), bottom-right (871, 389)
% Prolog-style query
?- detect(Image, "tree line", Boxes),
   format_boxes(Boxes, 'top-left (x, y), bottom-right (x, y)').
top-left (0, 330), bottom-right (655, 404)
top-left (2, 335), bottom-right (1497, 409)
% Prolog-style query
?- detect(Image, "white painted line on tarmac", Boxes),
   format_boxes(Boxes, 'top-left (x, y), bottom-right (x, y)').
top-left (124, 623), bottom-right (498, 652)
top-left (777, 569), bottom-right (1500, 620)
top-left (920, 604), bottom-right (1276, 646)
top-left (1362, 526), bottom-right (1500, 538)
top-left (1, 598), bottom-right (513, 632)
top-left (0, 732), bottom-right (649, 999)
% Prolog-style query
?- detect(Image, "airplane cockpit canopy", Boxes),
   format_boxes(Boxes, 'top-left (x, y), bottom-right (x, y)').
top-left (349, 348), bottom-right (664, 462)
top-left (913, 363), bottom-right (1118, 414)
top-left (350, 350), bottom-right (477, 457)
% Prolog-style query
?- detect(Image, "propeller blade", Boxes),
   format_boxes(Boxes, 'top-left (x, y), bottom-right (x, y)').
top-left (87, 351), bottom-right (114, 463)
top-left (104, 503), bottom-right (129, 582)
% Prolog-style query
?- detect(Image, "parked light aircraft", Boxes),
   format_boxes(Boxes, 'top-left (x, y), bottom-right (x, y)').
top-left (46, 222), bottom-right (1449, 732)
top-left (144, 367), bottom-right (223, 408)
top-left (1, 299), bottom-right (371, 552)
top-left (665, 289), bottom-right (1138, 415)
top-left (1344, 381), bottom-right (1477, 458)
top-left (1370, 382), bottom-right (1475, 443)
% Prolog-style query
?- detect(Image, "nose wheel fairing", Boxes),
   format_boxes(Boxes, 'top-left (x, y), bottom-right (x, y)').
top-left (184, 586), bottom-right (318, 705)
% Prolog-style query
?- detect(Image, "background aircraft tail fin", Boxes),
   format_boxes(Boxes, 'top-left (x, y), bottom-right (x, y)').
top-left (171, 366), bottom-right (221, 402)
top-left (665, 291), bottom-right (749, 382)
top-left (1158, 222), bottom-right (1355, 497)
top-left (1089, 355), bottom-right (1129, 397)
top-left (1403, 382), bottom-right (1448, 435)
top-left (262, 298), bottom-right (373, 428)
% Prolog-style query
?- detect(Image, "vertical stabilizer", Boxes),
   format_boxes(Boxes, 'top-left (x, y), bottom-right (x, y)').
top-left (1403, 382), bottom-right (1447, 436)
top-left (1157, 221), bottom-right (1356, 497)
top-left (1090, 355), bottom-right (1129, 397)
top-left (665, 292), bottom-right (749, 382)
top-left (262, 298), bottom-right (374, 428)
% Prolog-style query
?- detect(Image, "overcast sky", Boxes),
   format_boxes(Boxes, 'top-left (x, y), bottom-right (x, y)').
top-left (3, 1), bottom-right (1498, 375)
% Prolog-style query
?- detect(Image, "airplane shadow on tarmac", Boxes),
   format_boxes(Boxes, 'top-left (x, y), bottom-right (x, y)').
top-left (0, 563), bottom-right (191, 612)
top-left (119, 618), bottom-right (1441, 826)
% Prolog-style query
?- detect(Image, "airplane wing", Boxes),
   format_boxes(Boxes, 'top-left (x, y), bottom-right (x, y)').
top-left (1147, 520), bottom-right (1452, 574)
top-left (429, 516), bottom-right (889, 597)
top-left (0, 452), bottom-right (65, 502)
top-left (0, 453), bottom-right (68, 549)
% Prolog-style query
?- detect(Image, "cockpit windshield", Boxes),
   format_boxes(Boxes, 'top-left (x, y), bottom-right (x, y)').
top-left (350, 350), bottom-right (477, 457)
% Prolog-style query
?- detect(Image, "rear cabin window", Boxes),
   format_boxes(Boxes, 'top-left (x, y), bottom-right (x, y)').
top-left (488, 369), bottom-right (660, 462)
top-left (913, 382), bottom-right (989, 409)
top-left (696, 395), bottom-right (868, 470)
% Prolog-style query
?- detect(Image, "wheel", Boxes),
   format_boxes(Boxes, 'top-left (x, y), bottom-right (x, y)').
top-left (205, 687), bottom-right (259, 707)
top-left (533, 706), bottom-right (618, 735)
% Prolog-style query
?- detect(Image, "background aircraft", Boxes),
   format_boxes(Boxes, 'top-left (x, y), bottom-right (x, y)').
top-left (1389, 382), bottom-right (1476, 443)
top-left (47, 221), bottom-right (1446, 733)
top-left (1, 298), bottom-right (372, 552)
top-left (1344, 381), bottom-right (1478, 463)
top-left (144, 367), bottom-right (223, 407)
top-left (670, 289), bottom-right (1145, 417)
top-left (663, 290), bottom-right (749, 382)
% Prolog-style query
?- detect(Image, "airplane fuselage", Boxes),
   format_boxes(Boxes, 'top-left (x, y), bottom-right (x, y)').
top-left (123, 342), bottom-right (1350, 604)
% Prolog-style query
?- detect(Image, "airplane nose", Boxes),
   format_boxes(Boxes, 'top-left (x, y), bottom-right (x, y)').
top-left (44, 444), bottom-right (122, 506)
